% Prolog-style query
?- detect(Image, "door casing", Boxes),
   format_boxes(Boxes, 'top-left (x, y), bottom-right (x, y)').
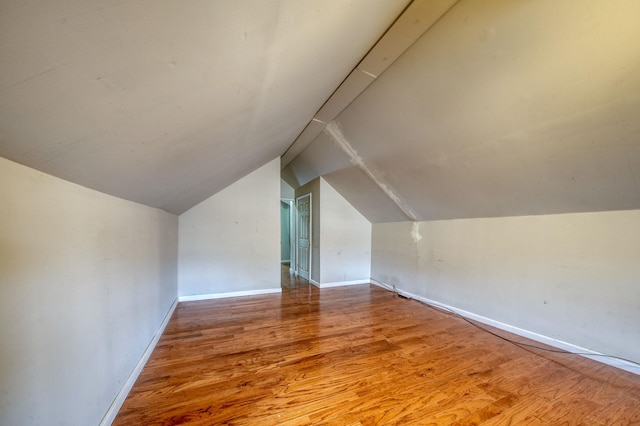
top-left (295, 193), bottom-right (312, 280)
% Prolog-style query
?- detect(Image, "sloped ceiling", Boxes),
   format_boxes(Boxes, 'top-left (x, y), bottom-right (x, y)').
top-left (284, 0), bottom-right (640, 222)
top-left (0, 0), bottom-right (410, 214)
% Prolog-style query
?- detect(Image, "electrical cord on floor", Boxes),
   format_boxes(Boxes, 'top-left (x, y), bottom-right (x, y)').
top-left (391, 286), bottom-right (640, 368)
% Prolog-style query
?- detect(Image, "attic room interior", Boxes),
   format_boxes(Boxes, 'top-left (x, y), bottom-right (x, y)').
top-left (1, 0), bottom-right (640, 424)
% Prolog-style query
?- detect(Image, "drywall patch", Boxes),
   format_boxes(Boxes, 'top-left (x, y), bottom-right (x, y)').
top-left (410, 221), bottom-right (422, 243)
top-left (325, 121), bottom-right (417, 221)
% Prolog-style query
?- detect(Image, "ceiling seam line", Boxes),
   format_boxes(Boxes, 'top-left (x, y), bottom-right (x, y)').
top-left (324, 121), bottom-right (417, 221)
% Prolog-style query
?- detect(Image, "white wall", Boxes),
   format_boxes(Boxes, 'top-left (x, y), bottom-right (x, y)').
top-left (0, 157), bottom-right (178, 426)
top-left (178, 158), bottom-right (281, 296)
top-left (293, 178), bottom-right (371, 286)
top-left (319, 179), bottom-right (371, 285)
top-left (281, 179), bottom-right (295, 199)
top-left (372, 210), bottom-right (640, 370)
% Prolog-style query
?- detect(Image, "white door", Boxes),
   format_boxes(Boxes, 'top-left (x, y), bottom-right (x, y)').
top-left (296, 194), bottom-right (312, 280)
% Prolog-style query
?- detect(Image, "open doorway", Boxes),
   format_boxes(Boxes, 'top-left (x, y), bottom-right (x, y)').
top-left (280, 193), bottom-right (313, 287)
top-left (280, 178), bottom-right (313, 287)
top-left (280, 199), bottom-right (295, 286)
top-left (280, 200), bottom-right (294, 267)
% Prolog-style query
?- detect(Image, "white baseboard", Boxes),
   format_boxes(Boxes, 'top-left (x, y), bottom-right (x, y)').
top-left (370, 278), bottom-right (394, 291)
top-left (311, 279), bottom-right (371, 289)
top-left (371, 279), bottom-right (640, 375)
top-left (178, 287), bottom-right (282, 302)
top-left (100, 298), bottom-right (179, 426)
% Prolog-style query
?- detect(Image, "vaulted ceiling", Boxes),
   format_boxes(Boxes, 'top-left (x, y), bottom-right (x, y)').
top-left (2, 0), bottom-right (640, 222)
top-left (284, 0), bottom-right (640, 222)
top-left (0, 0), bottom-right (409, 214)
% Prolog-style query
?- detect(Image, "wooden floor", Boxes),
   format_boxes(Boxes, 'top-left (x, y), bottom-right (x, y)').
top-left (114, 267), bottom-right (640, 425)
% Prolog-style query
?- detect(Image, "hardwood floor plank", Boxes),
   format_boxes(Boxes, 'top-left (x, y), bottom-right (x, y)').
top-left (113, 276), bottom-right (640, 425)
top-left (478, 396), bottom-right (549, 426)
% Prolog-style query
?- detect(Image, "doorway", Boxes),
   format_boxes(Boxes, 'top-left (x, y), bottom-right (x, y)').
top-left (280, 200), bottom-right (295, 269)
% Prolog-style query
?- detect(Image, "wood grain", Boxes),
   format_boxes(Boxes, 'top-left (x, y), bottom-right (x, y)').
top-left (114, 268), bottom-right (640, 425)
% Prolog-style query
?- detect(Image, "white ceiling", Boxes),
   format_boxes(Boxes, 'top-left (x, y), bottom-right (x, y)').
top-left (0, 0), bottom-right (409, 214)
top-left (285, 0), bottom-right (640, 222)
top-left (4, 0), bottom-right (640, 222)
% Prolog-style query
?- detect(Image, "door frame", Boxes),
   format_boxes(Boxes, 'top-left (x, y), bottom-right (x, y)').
top-left (295, 193), bottom-right (312, 280)
top-left (280, 198), bottom-right (295, 273)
